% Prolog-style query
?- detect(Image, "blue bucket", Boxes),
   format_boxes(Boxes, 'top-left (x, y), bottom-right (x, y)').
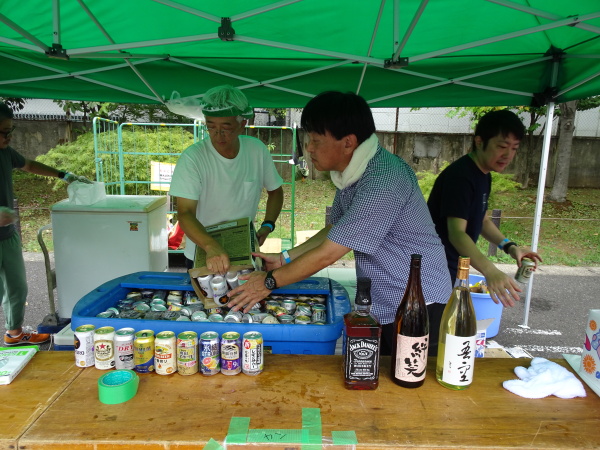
top-left (469, 274), bottom-right (504, 338)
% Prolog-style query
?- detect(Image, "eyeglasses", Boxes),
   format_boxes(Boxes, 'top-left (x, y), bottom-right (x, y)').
top-left (206, 127), bottom-right (235, 137)
top-left (0, 126), bottom-right (15, 138)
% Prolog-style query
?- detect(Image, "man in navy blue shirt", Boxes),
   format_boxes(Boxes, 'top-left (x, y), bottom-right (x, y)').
top-left (428, 110), bottom-right (542, 307)
top-left (228, 91), bottom-right (452, 355)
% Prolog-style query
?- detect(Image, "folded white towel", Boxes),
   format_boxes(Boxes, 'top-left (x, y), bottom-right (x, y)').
top-left (503, 357), bottom-right (587, 399)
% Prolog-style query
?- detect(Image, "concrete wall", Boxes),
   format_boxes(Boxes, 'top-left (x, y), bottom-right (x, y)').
top-left (10, 120), bottom-right (600, 188)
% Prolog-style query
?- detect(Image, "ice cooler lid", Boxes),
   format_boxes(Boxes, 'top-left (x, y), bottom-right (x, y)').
top-left (51, 195), bottom-right (167, 213)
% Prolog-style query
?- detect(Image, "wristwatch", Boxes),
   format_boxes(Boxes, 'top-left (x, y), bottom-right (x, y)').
top-left (264, 270), bottom-right (278, 290)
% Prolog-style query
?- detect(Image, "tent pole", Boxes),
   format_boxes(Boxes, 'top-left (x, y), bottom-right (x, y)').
top-left (521, 101), bottom-right (556, 328)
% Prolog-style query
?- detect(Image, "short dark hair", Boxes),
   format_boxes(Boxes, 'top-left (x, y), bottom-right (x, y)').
top-left (474, 109), bottom-right (525, 150)
top-left (0, 103), bottom-right (14, 122)
top-left (301, 91), bottom-right (375, 145)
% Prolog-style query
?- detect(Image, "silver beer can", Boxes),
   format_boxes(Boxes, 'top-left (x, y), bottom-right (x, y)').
top-left (224, 311), bottom-right (243, 323)
top-left (226, 271), bottom-right (240, 289)
top-left (114, 327), bottom-right (135, 370)
top-left (74, 324), bottom-right (95, 368)
top-left (515, 257), bottom-right (536, 283)
top-left (196, 274), bottom-right (214, 298)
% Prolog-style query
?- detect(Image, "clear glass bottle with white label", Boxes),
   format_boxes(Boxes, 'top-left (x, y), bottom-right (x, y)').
top-left (436, 256), bottom-right (477, 390)
top-left (391, 254), bottom-right (429, 388)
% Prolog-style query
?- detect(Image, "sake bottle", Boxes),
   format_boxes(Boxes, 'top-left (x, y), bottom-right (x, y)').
top-left (391, 254), bottom-right (429, 388)
top-left (343, 277), bottom-right (382, 390)
top-left (436, 256), bottom-right (477, 390)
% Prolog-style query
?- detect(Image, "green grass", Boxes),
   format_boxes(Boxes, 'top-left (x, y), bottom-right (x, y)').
top-left (13, 172), bottom-right (600, 266)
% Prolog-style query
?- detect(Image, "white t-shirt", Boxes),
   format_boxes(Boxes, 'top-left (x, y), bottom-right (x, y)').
top-left (169, 135), bottom-right (283, 261)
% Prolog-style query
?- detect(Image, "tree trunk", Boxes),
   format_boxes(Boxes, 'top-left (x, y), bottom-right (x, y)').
top-left (549, 101), bottom-right (577, 202)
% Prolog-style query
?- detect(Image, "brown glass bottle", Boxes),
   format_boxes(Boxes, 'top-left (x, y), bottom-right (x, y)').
top-left (343, 277), bottom-right (381, 390)
top-left (391, 254), bottom-right (429, 388)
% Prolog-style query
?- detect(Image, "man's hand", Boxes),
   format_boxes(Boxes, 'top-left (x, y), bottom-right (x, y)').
top-left (509, 246), bottom-right (543, 269)
top-left (256, 226), bottom-right (271, 246)
top-left (64, 172), bottom-right (93, 184)
top-left (252, 251), bottom-right (283, 271)
top-left (204, 244), bottom-right (230, 275)
top-left (0, 207), bottom-right (17, 227)
top-left (484, 267), bottom-right (522, 307)
top-left (227, 271), bottom-right (271, 313)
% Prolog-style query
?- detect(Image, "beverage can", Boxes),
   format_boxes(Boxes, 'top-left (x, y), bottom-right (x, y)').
top-left (312, 304), bottom-right (327, 323)
top-left (282, 299), bottom-right (296, 315)
top-left (200, 331), bottom-right (221, 376)
top-left (220, 331), bottom-right (241, 375)
top-left (177, 331), bottom-right (198, 375)
top-left (114, 327), bottom-right (135, 370)
top-left (242, 331), bottom-right (264, 376)
top-left (515, 258), bottom-right (536, 283)
top-left (74, 324), bottom-right (95, 368)
top-left (191, 310), bottom-right (208, 321)
top-left (226, 271), bottom-right (239, 289)
top-left (133, 329), bottom-right (155, 373)
top-left (94, 326), bottom-right (115, 370)
top-left (155, 331), bottom-right (177, 375)
top-left (211, 276), bottom-right (229, 306)
top-left (224, 311), bottom-right (243, 323)
top-left (196, 274), bottom-right (214, 298)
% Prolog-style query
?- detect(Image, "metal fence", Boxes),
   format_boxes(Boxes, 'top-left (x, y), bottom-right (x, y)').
top-left (93, 118), bottom-right (298, 251)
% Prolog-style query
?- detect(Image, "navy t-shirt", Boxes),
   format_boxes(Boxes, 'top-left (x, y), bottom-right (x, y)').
top-left (427, 154), bottom-right (491, 282)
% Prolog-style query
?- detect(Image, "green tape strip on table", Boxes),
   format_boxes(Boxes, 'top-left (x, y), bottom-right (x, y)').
top-left (332, 430), bottom-right (358, 445)
top-left (302, 407), bottom-right (322, 449)
top-left (247, 429), bottom-right (303, 443)
top-left (227, 417), bottom-right (250, 444)
top-left (202, 438), bottom-right (224, 450)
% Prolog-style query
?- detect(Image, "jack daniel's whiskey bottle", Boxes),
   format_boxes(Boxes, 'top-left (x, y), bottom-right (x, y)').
top-left (343, 277), bottom-right (382, 390)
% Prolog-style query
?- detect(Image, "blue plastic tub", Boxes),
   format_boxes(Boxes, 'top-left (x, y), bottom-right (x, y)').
top-left (71, 271), bottom-right (351, 355)
top-left (469, 274), bottom-right (504, 338)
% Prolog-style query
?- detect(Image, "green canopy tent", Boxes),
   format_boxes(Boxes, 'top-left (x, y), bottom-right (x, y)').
top-left (1, 0), bottom-right (599, 326)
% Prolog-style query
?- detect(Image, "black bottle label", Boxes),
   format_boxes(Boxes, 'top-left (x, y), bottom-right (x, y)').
top-left (344, 337), bottom-right (380, 381)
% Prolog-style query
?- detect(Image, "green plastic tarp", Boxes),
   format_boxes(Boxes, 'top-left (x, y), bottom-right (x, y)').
top-left (1, 0), bottom-right (600, 107)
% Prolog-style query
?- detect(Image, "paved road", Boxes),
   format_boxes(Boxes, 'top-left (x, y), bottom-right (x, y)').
top-left (3, 252), bottom-right (599, 360)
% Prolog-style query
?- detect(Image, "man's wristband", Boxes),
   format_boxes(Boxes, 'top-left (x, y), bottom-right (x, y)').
top-left (503, 241), bottom-right (518, 254)
top-left (261, 220), bottom-right (275, 232)
top-left (498, 238), bottom-right (510, 250)
top-left (57, 170), bottom-right (66, 180)
top-left (282, 250), bottom-right (291, 264)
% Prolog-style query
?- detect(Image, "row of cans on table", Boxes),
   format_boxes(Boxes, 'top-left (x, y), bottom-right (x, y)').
top-left (74, 324), bottom-right (263, 376)
top-left (95, 288), bottom-right (329, 325)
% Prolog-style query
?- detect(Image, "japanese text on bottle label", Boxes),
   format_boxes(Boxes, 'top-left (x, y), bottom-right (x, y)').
top-left (442, 333), bottom-right (476, 386)
top-left (395, 334), bottom-right (428, 382)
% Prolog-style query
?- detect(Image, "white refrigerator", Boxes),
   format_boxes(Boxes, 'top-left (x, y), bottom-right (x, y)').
top-left (51, 195), bottom-right (168, 318)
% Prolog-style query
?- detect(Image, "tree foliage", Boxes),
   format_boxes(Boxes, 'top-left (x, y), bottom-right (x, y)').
top-left (37, 127), bottom-right (195, 194)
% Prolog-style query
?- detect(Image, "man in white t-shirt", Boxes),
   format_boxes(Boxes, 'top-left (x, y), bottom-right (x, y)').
top-left (169, 85), bottom-right (284, 273)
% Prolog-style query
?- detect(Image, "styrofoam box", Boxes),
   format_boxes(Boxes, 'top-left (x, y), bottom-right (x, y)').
top-left (71, 271), bottom-right (351, 355)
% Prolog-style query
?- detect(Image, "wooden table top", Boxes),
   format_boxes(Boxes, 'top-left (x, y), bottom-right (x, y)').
top-left (3, 352), bottom-right (599, 449)
top-left (0, 351), bottom-right (80, 450)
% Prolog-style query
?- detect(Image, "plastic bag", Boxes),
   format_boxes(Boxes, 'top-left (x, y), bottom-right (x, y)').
top-left (67, 181), bottom-right (106, 205)
top-left (165, 91), bottom-right (205, 120)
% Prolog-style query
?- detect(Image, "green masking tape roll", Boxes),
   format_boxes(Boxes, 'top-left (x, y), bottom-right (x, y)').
top-left (98, 370), bottom-right (139, 404)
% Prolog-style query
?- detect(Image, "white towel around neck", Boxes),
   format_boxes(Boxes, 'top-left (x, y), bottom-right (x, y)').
top-left (330, 134), bottom-right (379, 190)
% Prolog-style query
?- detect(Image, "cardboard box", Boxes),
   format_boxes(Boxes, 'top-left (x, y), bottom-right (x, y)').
top-left (188, 217), bottom-right (263, 304)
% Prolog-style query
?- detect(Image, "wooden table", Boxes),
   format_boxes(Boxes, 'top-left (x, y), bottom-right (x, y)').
top-left (0, 351), bottom-right (80, 450)
top-left (2, 352), bottom-right (598, 449)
